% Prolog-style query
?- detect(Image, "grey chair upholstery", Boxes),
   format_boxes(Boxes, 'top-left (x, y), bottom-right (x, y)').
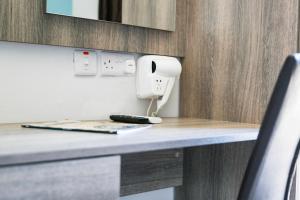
top-left (238, 55), bottom-right (300, 200)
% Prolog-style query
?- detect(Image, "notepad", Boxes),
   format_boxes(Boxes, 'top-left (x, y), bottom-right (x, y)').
top-left (22, 120), bottom-right (152, 135)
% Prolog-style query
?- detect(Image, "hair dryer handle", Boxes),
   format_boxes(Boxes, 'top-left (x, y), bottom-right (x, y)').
top-left (156, 77), bottom-right (176, 114)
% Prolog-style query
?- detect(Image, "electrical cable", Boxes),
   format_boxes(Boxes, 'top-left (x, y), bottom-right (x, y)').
top-left (147, 98), bottom-right (154, 116)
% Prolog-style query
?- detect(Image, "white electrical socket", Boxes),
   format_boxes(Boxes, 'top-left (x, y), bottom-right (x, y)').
top-left (152, 75), bottom-right (169, 96)
top-left (100, 52), bottom-right (136, 76)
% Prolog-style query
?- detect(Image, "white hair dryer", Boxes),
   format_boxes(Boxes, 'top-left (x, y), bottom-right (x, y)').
top-left (136, 55), bottom-right (182, 116)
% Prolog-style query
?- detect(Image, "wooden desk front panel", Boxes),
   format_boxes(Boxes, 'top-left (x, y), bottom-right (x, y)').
top-left (175, 141), bottom-right (256, 200)
top-left (0, 156), bottom-right (120, 200)
top-left (121, 149), bottom-right (183, 196)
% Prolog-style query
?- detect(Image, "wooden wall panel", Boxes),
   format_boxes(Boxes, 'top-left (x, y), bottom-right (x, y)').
top-left (180, 0), bottom-right (298, 123)
top-left (122, 0), bottom-right (176, 31)
top-left (177, 0), bottom-right (299, 199)
top-left (0, 1), bottom-right (9, 40)
top-left (175, 142), bottom-right (255, 200)
top-left (0, 0), bottom-right (186, 57)
top-left (121, 149), bottom-right (183, 196)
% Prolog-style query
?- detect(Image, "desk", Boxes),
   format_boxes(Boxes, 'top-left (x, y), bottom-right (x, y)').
top-left (0, 118), bottom-right (259, 200)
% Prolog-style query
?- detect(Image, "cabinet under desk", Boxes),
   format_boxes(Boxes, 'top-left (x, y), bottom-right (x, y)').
top-left (0, 118), bottom-right (259, 200)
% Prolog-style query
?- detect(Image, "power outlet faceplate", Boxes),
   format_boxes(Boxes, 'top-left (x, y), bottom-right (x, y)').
top-left (73, 50), bottom-right (98, 76)
top-left (152, 75), bottom-right (169, 96)
top-left (100, 52), bottom-right (136, 76)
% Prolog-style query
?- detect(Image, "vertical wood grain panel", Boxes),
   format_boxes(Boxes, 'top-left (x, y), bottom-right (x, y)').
top-left (42, 15), bottom-right (83, 47)
top-left (0, 0), bottom-right (186, 57)
top-left (180, 0), bottom-right (298, 123)
top-left (0, 0), bottom-right (9, 40)
top-left (178, 0), bottom-right (299, 199)
top-left (122, 0), bottom-right (176, 31)
top-left (126, 0), bottom-right (186, 55)
top-left (175, 142), bottom-right (255, 200)
top-left (9, 0), bottom-right (43, 43)
top-left (121, 149), bottom-right (183, 196)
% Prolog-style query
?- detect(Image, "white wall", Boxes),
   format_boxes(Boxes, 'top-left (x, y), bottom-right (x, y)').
top-left (0, 41), bottom-right (179, 124)
top-left (0, 41), bottom-right (179, 200)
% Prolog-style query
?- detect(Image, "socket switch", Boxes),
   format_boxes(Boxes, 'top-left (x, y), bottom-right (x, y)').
top-left (74, 50), bottom-right (97, 76)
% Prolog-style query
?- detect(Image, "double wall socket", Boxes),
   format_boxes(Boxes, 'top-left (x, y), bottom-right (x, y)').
top-left (100, 52), bottom-right (136, 76)
top-left (73, 50), bottom-right (136, 77)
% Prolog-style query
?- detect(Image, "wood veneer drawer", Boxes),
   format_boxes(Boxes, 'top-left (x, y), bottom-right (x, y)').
top-left (121, 149), bottom-right (183, 196)
top-left (0, 156), bottom-right (120, 200)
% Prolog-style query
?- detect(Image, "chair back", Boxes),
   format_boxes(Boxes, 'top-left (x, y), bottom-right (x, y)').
top-left (238, 55), bottom-right (300, 200)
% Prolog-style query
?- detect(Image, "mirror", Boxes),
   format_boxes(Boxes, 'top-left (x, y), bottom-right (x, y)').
top-left (46, 0), bottom-right (176, 31)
